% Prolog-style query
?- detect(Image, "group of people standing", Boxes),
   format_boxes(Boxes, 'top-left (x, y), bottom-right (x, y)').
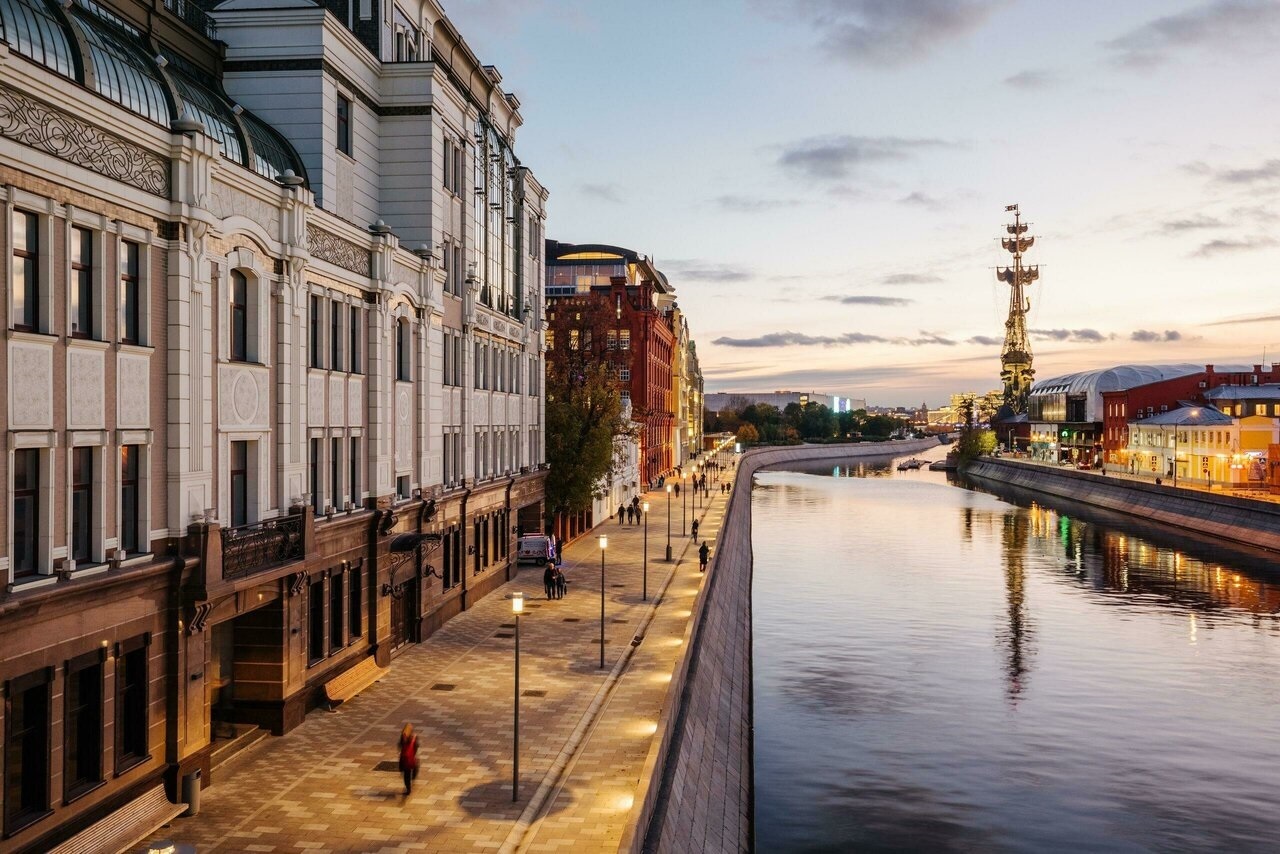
top-left (618, 494), bottom-right (644, 526)
top-left (542, 561), bottom-right (569, 599)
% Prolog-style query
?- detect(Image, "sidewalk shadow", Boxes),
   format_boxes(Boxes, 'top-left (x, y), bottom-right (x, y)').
top-left (459, 779), bottom-right (575, 817)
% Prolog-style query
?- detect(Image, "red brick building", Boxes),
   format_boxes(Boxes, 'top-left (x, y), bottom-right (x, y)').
top-left (545, 242), bottom-right (678, 487)
top-left (1102, 364), bottom-right (1277, 469)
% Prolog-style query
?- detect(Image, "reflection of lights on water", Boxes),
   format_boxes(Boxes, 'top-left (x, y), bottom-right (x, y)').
top-left (1189, 613), bottom-right (1198, 646)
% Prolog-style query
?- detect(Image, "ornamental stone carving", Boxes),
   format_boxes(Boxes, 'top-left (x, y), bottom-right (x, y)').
top-left (68, 348), bottom-right (105, 430)
top-left (347, 376), bottom-right (364, 426)
top-left (0, 83), bottom-right (169, 197)
top-left (328, 374), bottom-right (344, 426)
top-left (307, 373), bottom-right (325, 426)
top-left (218, 363), bottom-right (269, 429)
top-left (394, 383), bottom-right (411, 469)
top-left (9, 341), bottom-right (53, 429)
top-left (210, 181), bottom-right (280, 242)
top-left (306, 223), bottom-right (371, 276)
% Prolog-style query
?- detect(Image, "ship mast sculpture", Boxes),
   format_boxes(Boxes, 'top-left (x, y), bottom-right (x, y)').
top-left (996, 204), bottom-right (1039, 415)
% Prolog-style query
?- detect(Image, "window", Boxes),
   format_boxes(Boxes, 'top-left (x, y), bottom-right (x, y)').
top-left (330, 570), bottom-right (345, 649)
top-left (336, 94), bottom-right (352, 157)
top-left (350, 437), bottom-right (360, 509)
top-left (12, 449), bottom-right (40, 578)
top-left (396, 475), bottom-right (410, 501)
top-left (231, 271), bottom-right (249, 362)
top-left (308, 579), bottom-right (325, 664)
top-left (310, 438), bottom-right (321, 514)
top-left (115, 640), bottom-right (148, 771)
top-left (349, 565), bottom-right (363, 638)
top-left (349, 305), bottom-right (361, 372)
top-left (545, 329), bottom-right (554, 351)
top-left (396, 319), bottom-right (411, 381)
top-left (607, 330), bottom-right (618, 350)
top-left (310, 296), bottom-right (323, 369)
top-left (620, 329), bottom-right (631, 350)
top-left (71, 447), bottom-right (93, 564)
top-left (569, 329), bottom-right (579, 350)
top-left (330, 300), bottom-right (342, 370)
top-left (70, 227), bottom-right (93, 339)
top-left (442, 526), bottom-right (453, 589)
top-left (474, 341), bottom-right (482, 389)
top-left (121, 240), bottom-right (140, 344)
top-left (331, 437), bottom-right (341, 513)
top-left (12, 210), bottom-right (39, 331)
top-left (64, 653), bottom-right (103, 800)
top-left (5, 669), bottom-right (51, 832)
top-left (620, 367), bottom-right (631, 382)
top-left (230, 441), bottom-right (249, 527)
top-left (120, 445), bottom-right (140, 556)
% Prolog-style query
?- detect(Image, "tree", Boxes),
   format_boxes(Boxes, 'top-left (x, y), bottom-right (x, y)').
top-left (957, 427), bottom-right (997, 461)
top-left (736, 423), bottom-right (760, 445)
top-left (544, 360), bottom-right (633, 516)
top-left (799, 403), bottom-right (837, 439)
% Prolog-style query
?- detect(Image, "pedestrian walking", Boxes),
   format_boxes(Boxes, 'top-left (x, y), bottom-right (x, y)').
top-left (691, 519), bottom-right (700, 542)
top-left (674, 483), bottom-right (681, 497)
top-left (699, 542), bottom-right (710, 573)
top-left (543, 563), bottom-right (555, 599)
top-left (398, 723), bottom-right (419, 795)
top-left (555, 566), bottom-right (568, 598)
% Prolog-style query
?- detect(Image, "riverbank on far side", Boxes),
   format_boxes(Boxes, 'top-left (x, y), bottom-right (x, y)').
top-left (964, 457), bottom-right (1280, 554)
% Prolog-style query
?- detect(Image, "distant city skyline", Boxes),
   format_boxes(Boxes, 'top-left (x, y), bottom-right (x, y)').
top-left (448, 0), bottom-right (1280, 405)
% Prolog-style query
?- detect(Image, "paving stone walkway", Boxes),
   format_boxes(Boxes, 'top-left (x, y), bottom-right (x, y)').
top-left (164, 465), bottom-right (735, 854)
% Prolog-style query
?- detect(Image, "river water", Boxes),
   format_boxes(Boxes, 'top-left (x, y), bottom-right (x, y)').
top-left (751, 452), bottom-right (1280, 853)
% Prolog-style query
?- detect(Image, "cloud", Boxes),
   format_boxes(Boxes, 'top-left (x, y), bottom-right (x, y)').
top-left (1159, 214), bottom-right (1224, 233)
top-left (770, 0), bottom-right (1004, 67)
top-left (1003, 69), bottom-right (1058, 89)
top-left (1215, 159), bottom-right (1280, 185)
top-left (1130, 329), bottom-right (1184, 342)
top-left (821, 295), bottom-right (913, 307)
top-left (1030, 328), bottom-right (1109, 343)
top-left (712, 329), bottom-right (954, 347)
top-left (898, 191), bottom-right (946, 209)
top-left (711, 195), bottom-right (801, 213)
top-left (1204, 313), bottom-right (1280, 327)
top-left (882, 272), bottom-right (944, 285)
top-left (1104, 0), bottom-right (1280, 69)
top-left (662, 260), bottom-right (754, 282)
top-left (1192, 236), bottom-right (1278, 257)
top-left (967, 335), bottom-right (1003, 346)
top-left (777, 135), bottom-right (950, 181)
top-left (580, 182), bottom-right (623, 203)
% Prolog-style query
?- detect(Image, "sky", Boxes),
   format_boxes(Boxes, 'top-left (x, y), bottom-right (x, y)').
top-left (444, 0), bottom-right (1280, 406)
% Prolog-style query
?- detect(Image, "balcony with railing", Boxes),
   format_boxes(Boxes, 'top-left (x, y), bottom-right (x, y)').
top-left (162, 0), bottom-right (217, 40)
top-left (220, 512), bottom-right (307, 580)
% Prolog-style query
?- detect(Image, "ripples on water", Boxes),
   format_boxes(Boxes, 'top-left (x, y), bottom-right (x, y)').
top-left (752, 454), bottom-right (1280, 853)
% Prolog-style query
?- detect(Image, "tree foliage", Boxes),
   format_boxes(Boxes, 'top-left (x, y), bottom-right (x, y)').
top-left (735, 423), bottom-right (760, 445)
top-left (545, 360), bottom-right (633, 515)
top-left (708, 400), bottom-right (908, 444)
top-left (957, 427), bottom-right (997, 461)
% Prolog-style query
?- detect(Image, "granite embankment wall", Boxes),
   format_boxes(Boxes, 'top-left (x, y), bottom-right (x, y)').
top-left (965, 458), bottom-right (1280, 553)
top-left (634, 438), bottom-right (939, 854)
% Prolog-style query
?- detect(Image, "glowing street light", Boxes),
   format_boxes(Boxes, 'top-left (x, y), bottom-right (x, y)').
top-left (642, 501), bottom-right (650, 601)
top-left (665, 483), bottom-right (673, 561)
top-left (511, 591), bottom-right (523, 802)
top-left (598, 535), bottom-right (607, 669)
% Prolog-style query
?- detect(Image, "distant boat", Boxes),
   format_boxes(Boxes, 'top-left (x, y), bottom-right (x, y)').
top-left (929, 459), bottom-right (957, 471)
top-left (897, 458), bottom-right (925, 471)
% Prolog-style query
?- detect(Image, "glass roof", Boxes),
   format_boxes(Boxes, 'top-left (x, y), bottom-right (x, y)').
top-left (0, 0), bottom-right (307, 187)
top-left (0, 0), bottom-right (76, 78)
top-left (71, 5), bottom-right (173, 126)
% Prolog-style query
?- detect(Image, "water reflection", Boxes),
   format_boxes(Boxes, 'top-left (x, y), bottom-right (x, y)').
top-left (753, 464), bottom-right (1280, 853)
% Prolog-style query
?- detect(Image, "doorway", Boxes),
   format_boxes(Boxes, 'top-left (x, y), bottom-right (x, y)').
top-left (389, 577), bottom-right (418, 652)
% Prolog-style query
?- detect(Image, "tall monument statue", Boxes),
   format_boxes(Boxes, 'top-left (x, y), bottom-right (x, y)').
top-left (996, 204), bottom-right (1039, 415)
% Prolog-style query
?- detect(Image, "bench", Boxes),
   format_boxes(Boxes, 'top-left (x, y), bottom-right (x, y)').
top-left (324, 656), bottom-right (388, 708)
top-left (49, 784), bottom-right (185, 854)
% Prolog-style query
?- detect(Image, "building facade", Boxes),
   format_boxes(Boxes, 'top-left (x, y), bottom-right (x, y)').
top-left (544, 242), bottom-right (679, 490)
top-left (0, 0), bottom-right (546, 846)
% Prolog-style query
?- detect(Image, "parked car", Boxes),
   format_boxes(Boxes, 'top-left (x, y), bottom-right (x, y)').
top-left (517, 534), bottom-right (556, 565)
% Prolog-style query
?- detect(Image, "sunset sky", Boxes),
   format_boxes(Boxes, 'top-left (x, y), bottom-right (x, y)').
top-left (447, 0), bottom-right (1280, 406)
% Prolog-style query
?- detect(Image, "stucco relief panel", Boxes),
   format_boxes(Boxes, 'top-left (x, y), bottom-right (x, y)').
top-left (209, 181), bottom-right (280, 242)
top-left (328, 375), bottom-right (345, 426)
top-left (67, 348), bottom-right (105, 430)
top-left (347, 376), bottom-right (364, 426)
top-left (218, 363), bottom-right (270, 430)
top-left (394, 381), bottom-right (412, 470)
top-left (307, 373), bottom-right (326, 427)
top-left (9, 340), bottom-right (53, 429)
top-left (116, 352), bottom-right (150, 428)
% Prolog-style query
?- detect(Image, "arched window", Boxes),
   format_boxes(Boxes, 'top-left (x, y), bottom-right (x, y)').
top-left (231, 270), bottom-right (250, 362)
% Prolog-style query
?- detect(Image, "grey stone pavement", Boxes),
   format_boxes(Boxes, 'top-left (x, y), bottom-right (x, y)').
top-left (162, 466), bottom-right (734, 854)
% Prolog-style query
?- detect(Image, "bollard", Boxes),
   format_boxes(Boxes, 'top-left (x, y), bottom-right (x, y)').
top-left (181, 769), bottom-right (201, 816)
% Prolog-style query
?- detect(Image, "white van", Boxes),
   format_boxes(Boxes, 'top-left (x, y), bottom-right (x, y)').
top-left (517, 534), bottom-right (556, 565)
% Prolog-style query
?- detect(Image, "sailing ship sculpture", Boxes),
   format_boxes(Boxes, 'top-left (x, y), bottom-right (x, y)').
top-left (996, 204), bottom-right (1039, 415)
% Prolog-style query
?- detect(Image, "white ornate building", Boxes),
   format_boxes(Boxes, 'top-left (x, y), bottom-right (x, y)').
top-left (0, 0), bottom-right (547, 845)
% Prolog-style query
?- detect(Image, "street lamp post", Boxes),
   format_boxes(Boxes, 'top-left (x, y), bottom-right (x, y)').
top-left (1172, 429), bottom-right (1178, 488)
top-left (642, 501), bottom-right (650, 601)
top-left (665, 484), bottom-right (672, 561)
top-left (598, 535), bottom-right (607, 669)
top-left (682, 472), bottom-right (687, 536)
top-left (511, 591), bottom-right (522, 802)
